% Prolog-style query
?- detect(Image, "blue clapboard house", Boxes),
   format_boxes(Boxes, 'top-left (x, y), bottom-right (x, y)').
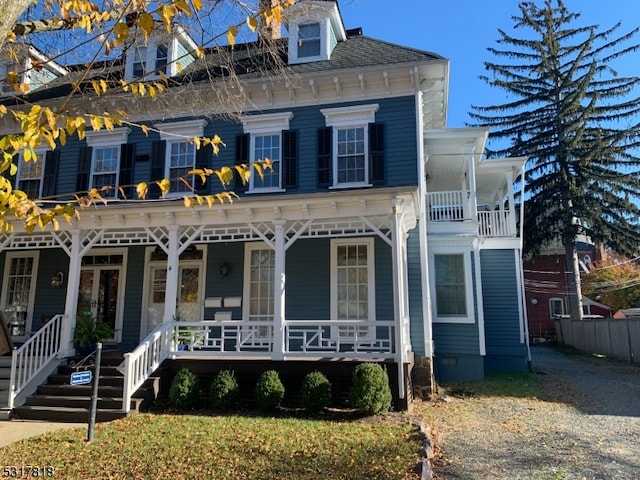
top-left (0, 1), bottom-right (528, 418)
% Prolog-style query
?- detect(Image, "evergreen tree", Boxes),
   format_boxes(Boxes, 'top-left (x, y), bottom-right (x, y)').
top-left (470, 0), bottom-right (640, 320)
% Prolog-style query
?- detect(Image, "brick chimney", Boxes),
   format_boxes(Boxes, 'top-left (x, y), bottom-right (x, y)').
top-left (259, 0), bottom-right (282, 40)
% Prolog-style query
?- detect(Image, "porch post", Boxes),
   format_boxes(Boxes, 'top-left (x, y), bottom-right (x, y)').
top-left (391, 198), bottom-right (406, 400)
top-left (60, 229), bottom-right (82, 357)
top-left (271, 220), bottom-right (286, 360)
top-left (466, 144), bottom-right (478, 221)
top-left (505, 169), bottom-right (516, 236)
top-left (163, 225), bottom-right (180, 323)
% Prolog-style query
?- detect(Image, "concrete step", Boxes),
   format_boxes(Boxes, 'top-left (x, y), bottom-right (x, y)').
top-left (11, 405), bottom-right (128, 423)
top-left (24, 394), bottom-right (143, 411)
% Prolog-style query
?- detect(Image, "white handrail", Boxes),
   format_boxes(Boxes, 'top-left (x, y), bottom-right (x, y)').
top-left (121, 322), bottom-right (173, 413)
top-left (9, 314), bottom-right (63, 409)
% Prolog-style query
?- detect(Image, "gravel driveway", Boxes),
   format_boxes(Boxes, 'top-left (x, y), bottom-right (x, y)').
top-left (415, 345), bottom-right (640, 479)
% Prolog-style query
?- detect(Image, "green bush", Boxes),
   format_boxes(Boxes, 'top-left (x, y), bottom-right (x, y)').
top-left (169, 368), bottom-right (200, 409)
top-left (300, 371), bottom-right (332, 413)
top-left (349, 363), bottom-right (392, 415)
top-left (255, 370), bottom-right (285, 410)
top-left (209, 370), bottom-right (239, 410)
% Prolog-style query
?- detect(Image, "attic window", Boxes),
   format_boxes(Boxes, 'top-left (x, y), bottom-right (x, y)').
top-left (298, 23), bottom-right (321, 57)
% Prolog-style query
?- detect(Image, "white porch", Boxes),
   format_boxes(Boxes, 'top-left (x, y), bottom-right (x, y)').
top-left (1, 187), bottom-right (420, 411)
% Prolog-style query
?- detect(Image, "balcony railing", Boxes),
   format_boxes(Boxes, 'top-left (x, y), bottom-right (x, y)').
top-left (427, 191), bottom-right (516, 237)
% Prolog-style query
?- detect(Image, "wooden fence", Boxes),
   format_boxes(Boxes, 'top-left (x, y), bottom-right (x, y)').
top-left (554, 317), bottom-right (640, 363)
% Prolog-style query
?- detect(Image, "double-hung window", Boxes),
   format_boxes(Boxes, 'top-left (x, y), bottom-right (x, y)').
top-left (298, 23), bottom-right (321, 57)
top-left (243, 243), bottom-right (275, 340)
top-left (321, 104), bottom-right (379, 188)
top-left (549, 298), bottom-right (564, 318)
top-left (430, 250), bottom-right (474, 324)
top-left (240, 112), bottom-right (293, 193)
top-left (156, 119), bottom-right (207, 197)
top-left (331, 238), bottom-right (375, 339)
top-left (16, 149), bottom-right (46, 198)
top-left (130, 43), bottom-right (168, 79)
top-left (85, 128), bottom-right (131, 199)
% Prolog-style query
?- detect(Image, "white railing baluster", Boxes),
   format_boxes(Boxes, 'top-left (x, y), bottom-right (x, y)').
top-left (8, 314), bottom-right (63, 410)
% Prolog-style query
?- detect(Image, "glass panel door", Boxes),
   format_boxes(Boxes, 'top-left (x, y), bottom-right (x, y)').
top-left (248, 248), bottom-right (274, 338)
top-left (77, 267), bottom-right (121, 340)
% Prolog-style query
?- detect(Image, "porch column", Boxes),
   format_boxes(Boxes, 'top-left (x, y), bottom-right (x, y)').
top-left (271, 220), bottom-right (286, 360)
top-left (163, 225), bottom-right (180, 323)
top-left (391, 198), bottom-right (406, 400)
top-left (60, 229), bottom-right (82, 357)
top-left (506, 169), bottom-right (516, 236)
top-left (466, 144), bottom-right (478, 221)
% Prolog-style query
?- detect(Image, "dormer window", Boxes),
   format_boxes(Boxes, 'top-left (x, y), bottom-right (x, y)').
top-left (298, 23), bottom-right (321, 57)
top-left (286, 1), bottom-right (346, 64)
top-left (125, 27), bottom-right (197, 81)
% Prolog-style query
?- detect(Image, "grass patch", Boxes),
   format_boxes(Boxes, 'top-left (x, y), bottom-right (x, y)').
top-left (438, 371), bottom-right (547, 399)
top-left (1, 413), bottom-right (421, 479)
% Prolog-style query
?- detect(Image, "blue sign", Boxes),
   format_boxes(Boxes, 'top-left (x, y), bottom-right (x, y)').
top-left (70, 370), bottom-right (93, 385)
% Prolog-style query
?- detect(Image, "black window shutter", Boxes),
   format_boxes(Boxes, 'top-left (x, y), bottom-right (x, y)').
top-left (42, 150), bottom-right (60, 198)
top-left (150, 140), bottom-right (166, 199)
top-left (317, 127), bottom-right (332, 187)
top-left (119, 143), bottom-right (135, 199)
top-left (234, 134), bottom-right (249, 194)
top-left (282, 130), bottom-right (297, 189)
top-left (369, 123), bottom-right (385, 184)
top-left (194, 145), bottom-right (210, 194)
top-left (76, 146), bottom-right (92, 193)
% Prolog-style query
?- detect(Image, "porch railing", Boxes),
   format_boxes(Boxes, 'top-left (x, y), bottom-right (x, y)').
top-left (121, 318), bottom-right (396, 411)
top-left (9, 314), bottom-right (63, 409)
top-left (121, 322), bottom-right (173, 413)
top-left (478, 210), bottom-right (514, 237)
top-left (427, 190), bottom-right (469, 221)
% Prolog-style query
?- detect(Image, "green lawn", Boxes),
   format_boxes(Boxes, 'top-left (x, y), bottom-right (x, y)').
top-left (1, 413), bottom-right (421, 479)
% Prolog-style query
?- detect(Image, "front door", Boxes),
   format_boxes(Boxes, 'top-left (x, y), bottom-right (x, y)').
top-left (77, 266), bottom-right (122, 342)
top-left (143, 262), bottom-right (203, 338)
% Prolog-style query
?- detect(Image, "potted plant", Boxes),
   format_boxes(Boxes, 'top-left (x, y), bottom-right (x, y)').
top-left (73, 315), bottom-right (115, 356)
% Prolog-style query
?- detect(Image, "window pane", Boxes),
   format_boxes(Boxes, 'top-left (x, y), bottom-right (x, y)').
top-left (336, 127), bottom-right (365, 184)
top-left (169, 141), bottom-right (196, 192)
top-left (252, 134), bottom-right (281, 189)
top-left (248, 248), bottom-right (274, 321)
top-left (298, 23), bottom-right (321, 57)
top-left (335, 243), bottom-right (369, 321)
top-left (434, 254), bottom-right (467, 316)
top-left (92, 147), bottom-right (119, 198)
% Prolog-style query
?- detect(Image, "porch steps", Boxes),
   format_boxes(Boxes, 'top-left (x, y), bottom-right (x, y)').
top-left (0, 355), bottom-right (11, 419)
top-left (12, 351), bottom-right (160, 423)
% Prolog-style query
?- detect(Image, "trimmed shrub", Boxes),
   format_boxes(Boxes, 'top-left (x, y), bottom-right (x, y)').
top-left (169, 368), bottom-right (200, 409)
top-left (349, 363), bottom-right (392, 415)
top-left (255, 370), bottom-right (285, 410)
top-left (300, 371), bottom-right (332, 413)
top-left (210, 370), bottom-right (239, 410)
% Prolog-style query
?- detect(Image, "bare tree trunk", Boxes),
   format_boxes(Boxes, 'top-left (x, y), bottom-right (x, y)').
top-left (0, 0), bottom-right (32, 49)
top-left (564, 232), bottom-right (584, 321)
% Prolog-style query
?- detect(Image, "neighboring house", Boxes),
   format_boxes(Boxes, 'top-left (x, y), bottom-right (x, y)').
top-left (0, 0), bottom-right (528, 414)
top-left (524, 237), bottom-right (611, 340)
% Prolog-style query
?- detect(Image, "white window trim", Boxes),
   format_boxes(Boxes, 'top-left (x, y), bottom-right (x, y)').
top-left (1, 251), bottom-right (40, 337)
top-left (125, 38), bottom-right (172, 81)
top-left (429, 248), bottom-right (475, 324)
top-left (330, 238), bottom-right (376, 340)
top-left (16, 148), bottom-right (48, 198)
top-left (549, 297), bottom-right (565, 317)
top-left (85, 127), bottom-right (131, 198)
top-left (240, 112), bottom-right (293, 193)
top-left (242, 242), bottom-right (275, 341)
top-left (155, 120), bottom-right (207, 198)
top-left (321, 104), bottom-right (379, 189)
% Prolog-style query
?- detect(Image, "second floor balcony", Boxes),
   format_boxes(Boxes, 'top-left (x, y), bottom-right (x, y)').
top-left (426, 190), bottom-right (517, 238)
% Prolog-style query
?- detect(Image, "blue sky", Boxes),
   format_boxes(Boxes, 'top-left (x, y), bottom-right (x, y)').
top-left (338, 0), bottom-right (640, 128)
